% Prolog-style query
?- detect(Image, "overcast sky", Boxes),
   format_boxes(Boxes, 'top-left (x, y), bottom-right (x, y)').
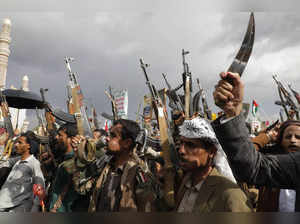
top-left (1, 2), bottom-right (300, 128)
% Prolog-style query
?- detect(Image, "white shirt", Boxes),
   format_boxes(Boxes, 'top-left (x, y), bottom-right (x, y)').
top-left (0, 155), bottom-right (45, 209)
top-left (279, 189), bottom-right (296, 212)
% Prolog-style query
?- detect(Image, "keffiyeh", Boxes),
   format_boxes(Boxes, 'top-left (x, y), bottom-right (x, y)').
top-left (179, 117), bottom-right (236, 183)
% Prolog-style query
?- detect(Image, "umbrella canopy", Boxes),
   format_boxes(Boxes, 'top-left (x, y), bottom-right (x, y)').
top-left (2, 89), bottom-right (44, 109)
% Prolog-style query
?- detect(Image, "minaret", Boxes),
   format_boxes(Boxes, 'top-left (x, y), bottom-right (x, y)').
top-left (0, 18), bottom-right (11, 90)
top-left (22, 75), bottom-right (29, 91)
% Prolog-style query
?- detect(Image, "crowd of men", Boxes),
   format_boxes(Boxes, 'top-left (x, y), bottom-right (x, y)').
top-left (0, 69), bottom-right (299, 213)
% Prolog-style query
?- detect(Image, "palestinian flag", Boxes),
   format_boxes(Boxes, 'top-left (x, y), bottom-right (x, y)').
top-left (252, 100), bottom-right (258, 117)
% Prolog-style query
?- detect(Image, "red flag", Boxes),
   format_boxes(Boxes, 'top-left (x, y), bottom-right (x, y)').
top-left (252, 100), bottom-right (258, 116)
top-left (104, 120), bottom-right (109, 132)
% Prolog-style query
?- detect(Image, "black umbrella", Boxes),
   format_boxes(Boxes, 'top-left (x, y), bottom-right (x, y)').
top-left (2, 89), bottom-right (44, 109)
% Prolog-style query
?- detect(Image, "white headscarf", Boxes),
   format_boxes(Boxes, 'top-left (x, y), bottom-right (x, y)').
top-left (179, 117), bottom-right (236, 183)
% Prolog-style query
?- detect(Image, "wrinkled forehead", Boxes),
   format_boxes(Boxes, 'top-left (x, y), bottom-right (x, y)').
top-left (283, 125), bottom-right (300, 135)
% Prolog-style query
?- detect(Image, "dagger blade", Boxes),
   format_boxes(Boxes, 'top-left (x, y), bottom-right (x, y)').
top-left (227, 12), bottom-right (255, 76)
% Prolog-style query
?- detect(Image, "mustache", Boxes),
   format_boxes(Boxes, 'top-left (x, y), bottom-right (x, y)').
top-left (178, 155), bottom-right (189, 163)
top-left (288, 145), bottom-right (300, 149)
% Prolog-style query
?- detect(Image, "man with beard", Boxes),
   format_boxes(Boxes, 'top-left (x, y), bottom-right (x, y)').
top-left (0, 132), bottom-right (45, 212)
top-left (85, 119), bottom-right (158, 212)
top-left (49, 123), bottom-right (79, 212)
top-left (175, 117), bottom-right (252, 212)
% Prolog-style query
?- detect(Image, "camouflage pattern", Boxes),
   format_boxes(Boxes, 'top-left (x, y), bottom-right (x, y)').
top-left (72, 139), bottom-right (103, 195)
top-left (88, 155), bottom-right (160, 212)
top-left (49, 151), bottom-right (79, 212)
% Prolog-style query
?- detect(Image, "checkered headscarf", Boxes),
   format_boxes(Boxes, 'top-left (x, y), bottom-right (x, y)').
top-left (179, 117), bottom-right (236, 183)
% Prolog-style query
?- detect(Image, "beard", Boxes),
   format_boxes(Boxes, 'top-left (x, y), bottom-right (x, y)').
top-left (179, 155), bottom-right (211, 172)
top-left (106, 149), bottom-right (118, 156)
top-left (55, 141), bottom-right (68, 155)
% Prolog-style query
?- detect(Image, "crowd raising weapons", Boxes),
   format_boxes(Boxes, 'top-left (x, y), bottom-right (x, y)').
top-left (1, 12), bottom-right (300, 213)
top-left (140, 58), bottom-right (176, 208)
top-left (64, 57), bottom-right (92, 136)
top-left (273, 74), bottom-right (299, 120)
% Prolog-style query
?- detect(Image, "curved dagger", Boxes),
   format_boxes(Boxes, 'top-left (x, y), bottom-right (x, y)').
top-left (227, 12), bottom-right (255, 76)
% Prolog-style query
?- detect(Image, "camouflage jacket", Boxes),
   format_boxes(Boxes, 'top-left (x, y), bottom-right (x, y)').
top-left (88, 155), bottom-right (159, 212)
top-left (49, 150), bottom-right (79, 212)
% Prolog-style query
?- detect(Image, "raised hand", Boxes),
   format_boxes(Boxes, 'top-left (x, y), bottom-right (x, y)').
top-left (213, 72), bottom-right (244, 118)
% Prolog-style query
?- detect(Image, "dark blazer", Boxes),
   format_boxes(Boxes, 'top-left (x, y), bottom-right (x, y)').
top-left (212, 114), bottom-right (300, 211)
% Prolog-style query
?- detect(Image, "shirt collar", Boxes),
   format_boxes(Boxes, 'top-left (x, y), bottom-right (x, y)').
top-left (19, 154), bottom-right (34, 163)
top-left (185, 178), bottom-right (204, 192)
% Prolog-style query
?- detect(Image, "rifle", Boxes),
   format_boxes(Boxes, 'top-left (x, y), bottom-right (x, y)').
top-left (0, 90), bottom-right (13, 138)
top-left (35, 108), bottom-right (47, 136)
top-left (182, 49), bottom-right (193, 118)
top-left (265, 119), bottom-right (279, 132)
top-left (202, 90), bottom-right (212, 120)
top-left (195, 78), bottom-right (204, 117)
top-left (162, 73), bottom-right (184, 112)
top-left (92, 106), bottom-right (99, 130)
top-left (104, 89), bottom-right (118, 121)
top-left (273, 75), bottom-right (299, 120)
top-left (40, 88), bottom-right (57, 132)
top-left (14, 108), bottom-right (20, 130)
top-left (64, 57), bottom-right (92, 136)
top-left (288, 83), bottom-right (300, 105)
top-left (197, 78), bottom-right (212, 120)
top-left (136, 101), bottom-right (142, 124)
top-left (66, 84), bottom-right (74, 114)
top-left (140, 58), bottom-right (175, 208)
top-left (279, 109), bottom-right (284, 122)
top-left (109, 86), bottom-right (117, 120)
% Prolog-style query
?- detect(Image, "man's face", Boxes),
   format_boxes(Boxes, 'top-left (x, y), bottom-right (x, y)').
top-left (15, 136), bottom-right (30, 155)
top-left (106, 123), bottom-right (130, 155)
top-left (93, 131), bottom-right (101, 140)
top-left (281, 125), bottom-right (300, 152)
top-left (56, 130), bottom-right (68, 153)
top-left (178, 136), bottom-right (216, 171)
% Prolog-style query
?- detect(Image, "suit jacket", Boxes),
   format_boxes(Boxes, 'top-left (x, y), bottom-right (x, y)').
top-left (212, 114), bottom-right (300, 211)
top-left (175, 168), bottom-right (253, 212)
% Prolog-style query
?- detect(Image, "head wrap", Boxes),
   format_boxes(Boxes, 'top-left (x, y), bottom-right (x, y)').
top-left (179, 117), bottom-right (236, 183)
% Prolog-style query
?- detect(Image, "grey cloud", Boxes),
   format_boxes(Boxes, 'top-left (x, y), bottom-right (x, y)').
top-left (0, 10), bottom-right (299, 129)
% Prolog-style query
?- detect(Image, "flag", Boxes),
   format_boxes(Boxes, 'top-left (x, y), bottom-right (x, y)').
top-left (113, 89), bottom-right (128, 119)
top-left (104, 120), bottom-right (109, 132)
top-left (252, 100), bottom-right (258, 117)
